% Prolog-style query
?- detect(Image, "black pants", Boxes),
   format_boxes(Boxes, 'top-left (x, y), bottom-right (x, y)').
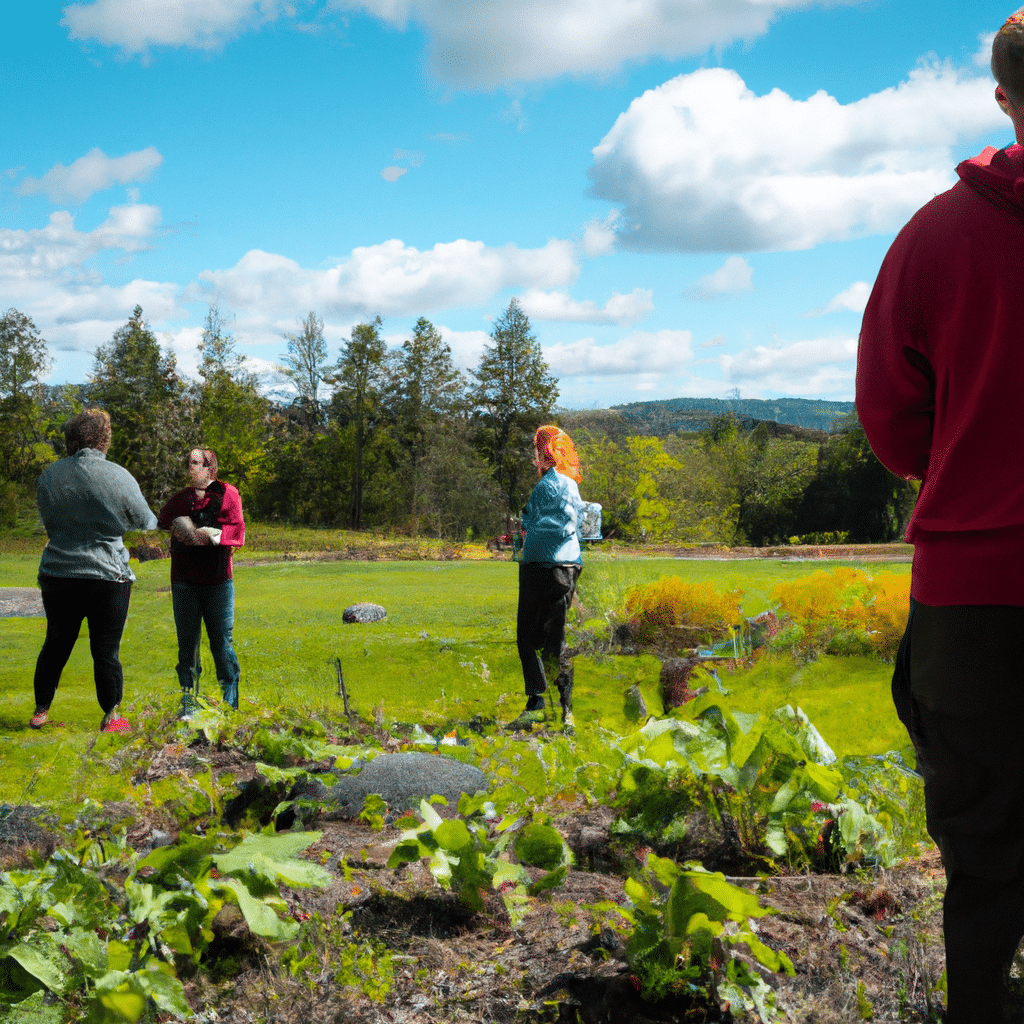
top-left (34, 574), bottom-right (133, 715)
top-left (516, 562), bottom-right (581, 697)
top-left (894, 600), bottom-right (1024, 1023)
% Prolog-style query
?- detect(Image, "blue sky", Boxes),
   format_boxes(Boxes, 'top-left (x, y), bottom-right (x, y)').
top-left (2, 0), bottom-right (1017, 409)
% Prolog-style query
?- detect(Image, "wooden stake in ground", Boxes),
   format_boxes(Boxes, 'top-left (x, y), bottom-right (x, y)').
top-left (334, 656), bottom-right (352, 718)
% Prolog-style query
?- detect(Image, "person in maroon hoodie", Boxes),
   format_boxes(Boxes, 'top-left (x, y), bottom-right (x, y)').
top-left (857, 12), bottom-right (1024, 1021)
top-left (158, 449), bottom-right (245, 715)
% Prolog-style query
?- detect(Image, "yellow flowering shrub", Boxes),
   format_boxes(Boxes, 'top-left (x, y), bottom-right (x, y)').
top-left (624, 576), bottom-right (743, 645)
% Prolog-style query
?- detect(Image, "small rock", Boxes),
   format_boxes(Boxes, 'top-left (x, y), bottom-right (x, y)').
top-left (343, 602), bottom-right (387, 623)
top-left (624, 684), bottom-right (647, 723)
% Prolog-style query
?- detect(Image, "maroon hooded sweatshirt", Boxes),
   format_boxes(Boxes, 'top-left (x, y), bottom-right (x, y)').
top-left (857, 145), bottom-right (1024, 605)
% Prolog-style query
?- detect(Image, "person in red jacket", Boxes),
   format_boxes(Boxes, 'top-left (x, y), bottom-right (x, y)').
top-left (157, 449), bottom-right (245, 715)
top-left (857, 12), bottom-right (1024, 1021)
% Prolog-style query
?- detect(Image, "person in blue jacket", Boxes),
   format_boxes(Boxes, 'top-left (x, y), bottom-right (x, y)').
top-left (509, 424), bottom-right (584, 732)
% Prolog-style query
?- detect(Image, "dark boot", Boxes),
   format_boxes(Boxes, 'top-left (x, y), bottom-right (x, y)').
top-left (506, 694), bottom-right (547, 730)
top-left (557, 672), bottom-right (574, 734)
top-left (177, 687), bottom-right (199, 720)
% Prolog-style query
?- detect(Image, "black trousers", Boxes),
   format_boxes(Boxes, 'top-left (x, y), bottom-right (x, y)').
top-left (516, 562), bottom-right (581, 697)
top-left (34, 574), bottom-right (133, 715)
top-left (894, 600), bottom-right (1024, 1023)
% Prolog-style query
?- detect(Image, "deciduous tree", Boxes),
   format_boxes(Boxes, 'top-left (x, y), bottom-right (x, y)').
top-left (195, 305), bottom-right (269, 488)
top-left (0, 308), bottom-right (54, 485)
top-left (280, 311), bottom-right (328, 432)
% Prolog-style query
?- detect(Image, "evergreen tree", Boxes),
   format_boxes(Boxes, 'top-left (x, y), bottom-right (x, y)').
top-left (89, 305), bottom-right (198, 504)
top-left (330, 317), bottom-right (393, 530)
top-left (395, 317), bottom-right (469, 525)
top-left (195, 305), bottom-right (269, 488)
top-left (471, 298), bottom-right (558, 514)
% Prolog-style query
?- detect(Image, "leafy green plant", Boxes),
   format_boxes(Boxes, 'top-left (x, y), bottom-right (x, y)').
top-left (386, 798), bottom-right (572, 928)
top-left (594, 852), bottom-right (793, 1019)
top-left (614, 696), bottom-right (905, 870)
top-left (281, 906), bottom-right (395, 1004)
top-left (0, 829), bottom-right (331, 1021)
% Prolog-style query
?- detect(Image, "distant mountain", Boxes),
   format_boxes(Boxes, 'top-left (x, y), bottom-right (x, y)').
top-left (596, 396), bottom-right (856, 435)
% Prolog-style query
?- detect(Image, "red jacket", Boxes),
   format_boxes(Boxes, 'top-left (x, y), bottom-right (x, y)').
top-left (857, 145), bottom-right (1024, 605)
top-left (157, 481), bottom-right (245, 586)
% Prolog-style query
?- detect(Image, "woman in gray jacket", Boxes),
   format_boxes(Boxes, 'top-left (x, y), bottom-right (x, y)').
top-left (31, 408), bottom-right (157, 732)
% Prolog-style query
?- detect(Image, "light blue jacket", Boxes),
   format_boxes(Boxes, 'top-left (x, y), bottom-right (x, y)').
top-left (37, 449), bottom-right (157, 582)
top-left (521, 467), bottom-right (583, 565)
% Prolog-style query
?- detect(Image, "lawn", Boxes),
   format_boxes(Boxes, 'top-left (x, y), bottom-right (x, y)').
top-left (0, 549), bottom-right (911, 807)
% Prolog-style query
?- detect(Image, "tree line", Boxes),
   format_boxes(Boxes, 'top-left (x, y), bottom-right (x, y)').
top-left (0, 304), bottom-right (913, 543)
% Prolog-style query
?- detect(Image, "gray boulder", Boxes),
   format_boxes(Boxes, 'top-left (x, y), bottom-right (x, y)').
top-left (289, 752), bottom-right (487, 818)
top-left (343, 602), bottom-right (387, 624)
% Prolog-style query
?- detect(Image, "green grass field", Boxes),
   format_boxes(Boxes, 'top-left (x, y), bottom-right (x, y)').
top-left (0, 548), bottom-right (912, 807)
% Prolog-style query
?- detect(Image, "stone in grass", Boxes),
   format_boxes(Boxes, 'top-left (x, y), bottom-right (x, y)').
top-left (343, 602), bottom-right (387, 624)
top-left (288, 752), bottom-right (487, 819)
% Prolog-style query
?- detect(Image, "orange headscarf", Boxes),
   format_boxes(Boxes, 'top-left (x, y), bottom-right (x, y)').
top-left (534, 425), bottom-right (583, 484)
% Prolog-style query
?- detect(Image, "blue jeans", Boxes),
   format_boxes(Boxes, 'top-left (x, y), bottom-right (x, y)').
top-left (172, 580), bottom-right (240, 708)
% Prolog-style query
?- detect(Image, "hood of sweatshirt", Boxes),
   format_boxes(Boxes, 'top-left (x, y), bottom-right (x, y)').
top-left (957, 144), bottom-right (1024, 218)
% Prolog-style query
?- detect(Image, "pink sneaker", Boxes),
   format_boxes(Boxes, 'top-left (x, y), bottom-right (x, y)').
top-left (30, 709), bottom-right (49, 729)
top-left (100, 715), bottom-right (131, 734)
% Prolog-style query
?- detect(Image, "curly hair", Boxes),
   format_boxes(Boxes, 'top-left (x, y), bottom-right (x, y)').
top-left (993, 9), bottom-right (1024, 108)
top-left (64, 409), bottom-right (112, 455)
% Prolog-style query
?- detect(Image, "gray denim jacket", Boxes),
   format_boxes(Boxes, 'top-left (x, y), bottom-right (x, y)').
top-left (37, 449), bottom-right (158, 582)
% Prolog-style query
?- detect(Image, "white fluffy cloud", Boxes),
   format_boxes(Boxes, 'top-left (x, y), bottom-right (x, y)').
top-left (720, 335), bottom-right (857, 396)
top-left (544, 328), bottom-right (693, 376)
top-left (689, 255), bottom-right (753, 297)
top-left (61, 0), bottom-right (293, 52)
top-left (19, 147), bottom-right (163, 204)
top-left (808, 281), bottom-right (871, 316)
top-left (197, 237), bottom-right (579, 317)
top-left (590, 63), bottom-right (1006, 252)
top-left (0, 204), bottom-right (179, 356)
top-left (518, 287), bottom-right (653, 325)
top-left (580, 211), bottom-right (620, 257)
top-left (340, 0), bottom-right (862, 87)
top-left (63, 0), bottom-right (851, 83)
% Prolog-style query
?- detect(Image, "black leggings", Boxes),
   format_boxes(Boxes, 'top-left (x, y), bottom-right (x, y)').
top-left (516, 562), bottom-right (581, 697)
top-left (34, 574), bottom-right (133, 715)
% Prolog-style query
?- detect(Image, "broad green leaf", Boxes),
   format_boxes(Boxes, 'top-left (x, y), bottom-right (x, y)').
top-left (683, 910), bottom-right (724, 938)
top-left (211, 877), bottom-right (298, 941)
top-left (97, 988), bottom-right (147, 1023)
top-left (65, 928), bottom-right (107, 978)
top-left (212, 831), bottom-right (331, 888)
top-left (137, 968), bottom-right (191, 1017)
top-left (105, 941), bottom-right (133, 972)
top-left (5, 941), bottom-right (70, 995)
top-left (434, 819), bottom-right (473, 852)
top-left (0, 953), bottom-right (46, 1002)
